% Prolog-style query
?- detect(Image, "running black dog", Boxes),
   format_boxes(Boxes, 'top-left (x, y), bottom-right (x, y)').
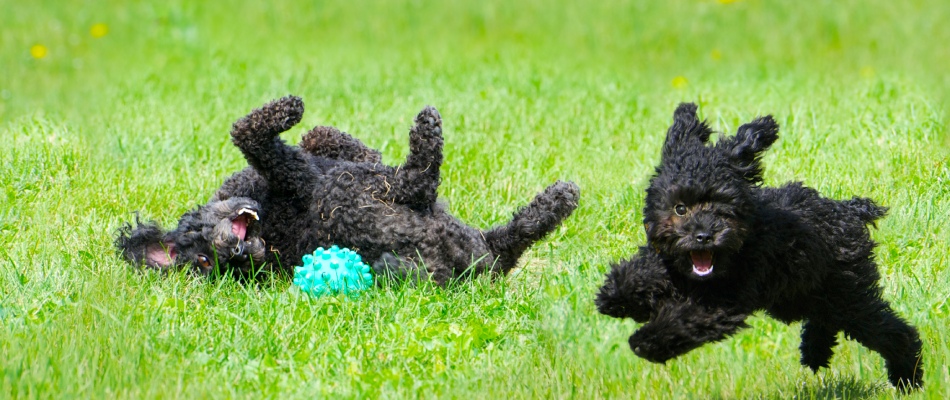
top-left (595, 103), bottom-right (923, 391)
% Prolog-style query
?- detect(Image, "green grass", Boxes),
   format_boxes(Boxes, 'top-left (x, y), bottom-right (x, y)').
top-left (2, 0), bottom-right (949, 398)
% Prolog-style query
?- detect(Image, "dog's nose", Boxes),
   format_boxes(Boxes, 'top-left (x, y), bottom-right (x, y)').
top-left (694, 231), bottom-right (712, 244)
top-left (232, 242), bottom-right (245, 257)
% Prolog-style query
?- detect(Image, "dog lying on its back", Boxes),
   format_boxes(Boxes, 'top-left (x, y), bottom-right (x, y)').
top-left (116, 96), bottom-right (580, 285)
top-left (595, 103), bottom-right (923, 391)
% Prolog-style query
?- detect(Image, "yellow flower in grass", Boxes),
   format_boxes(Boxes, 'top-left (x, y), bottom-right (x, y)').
top-left (90, 23), bottom-right (108, 38)
top-left (710, 49), bottom-right (722, 61)
top-left (672, 76), bottom-right (688, 89)
top-left (717, 0), bottom-right (740, 4)
top-left (30, 44), bottom-right (48, 59)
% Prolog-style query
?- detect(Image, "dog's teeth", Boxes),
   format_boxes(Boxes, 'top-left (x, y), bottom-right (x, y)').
top-left (692, 264), bottom-right (714, 276)
top-left (237, 208), bottom-right (259, 220)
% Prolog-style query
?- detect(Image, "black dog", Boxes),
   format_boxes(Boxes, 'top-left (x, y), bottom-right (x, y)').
top-left (595, 103), bottom-right (923, 391)
top-left (116, 96), bottom-right (580, 285)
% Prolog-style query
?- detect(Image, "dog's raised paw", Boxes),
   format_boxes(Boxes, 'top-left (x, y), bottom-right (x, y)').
top-left (628, 336), bottom-right (668, 364)
top-left (261, 95), bottom-right (305, 132)
top-left (628, 325), bottom-right (678, 364)
top-left (414, 106), bottom-right (442, 134)
top-left (233, 95), bottom-right (305, 141)
top-left (542, 180), bottom-right (581, 218)
top-left (595, 277), bottom-right (628, 319)
top-left (549, 180), bottom-right (580, 202)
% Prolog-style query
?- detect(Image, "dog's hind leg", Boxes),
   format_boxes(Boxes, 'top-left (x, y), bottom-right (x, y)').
top-left (596, 247), bottom-right (675, 322)
top-left (483, 180), bottom-right (580, 274)
top-left (230, 96), bottom-right (314, 194)
top-left (842, 299), bottom-right (924, 392)
top-left (382, 106), bottom-right (444, 209)
top-left (799, 319), bottom-right (838, 372)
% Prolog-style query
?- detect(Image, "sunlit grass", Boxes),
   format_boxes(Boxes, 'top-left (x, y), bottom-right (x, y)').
top-left (1, 0), bottom-right (948, 398)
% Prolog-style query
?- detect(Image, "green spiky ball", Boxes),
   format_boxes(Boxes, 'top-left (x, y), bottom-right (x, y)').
top-left (293, 246), bottom-right (373, 297)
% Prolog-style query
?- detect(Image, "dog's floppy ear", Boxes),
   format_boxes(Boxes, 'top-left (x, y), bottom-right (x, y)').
top-left (716, 115), bottom-right (779, 184)
top-left (115, 217), bottom-right (178, 270)
top-left (662, 103), bottom-right (713, 158)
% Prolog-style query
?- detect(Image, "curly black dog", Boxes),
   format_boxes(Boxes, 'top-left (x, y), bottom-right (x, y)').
top-left (595, 103), bottom-right (923, 391)
top-left (116, 95), bottom-right (580, 285)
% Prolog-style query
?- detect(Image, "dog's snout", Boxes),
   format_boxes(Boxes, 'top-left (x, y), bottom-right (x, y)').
top-left (694, 231), bottom-right (712, 244)
top-left (232, 241), bottom-right (245, 256)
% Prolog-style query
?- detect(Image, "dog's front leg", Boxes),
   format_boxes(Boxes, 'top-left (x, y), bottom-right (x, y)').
top-left (230, 95), bottom-right (313, 194)
top-left (596, 247), bottom-right (675, 323)
top-left (385, 106), bottom-right (443, 208)
top-left (628, 300), bottom-right (749, 363)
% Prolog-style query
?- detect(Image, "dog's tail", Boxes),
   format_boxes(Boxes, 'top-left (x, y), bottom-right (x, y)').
top-left (483, 181), bottom-right (580, 274)
top-left (842, 197), bottom-right (888, 227)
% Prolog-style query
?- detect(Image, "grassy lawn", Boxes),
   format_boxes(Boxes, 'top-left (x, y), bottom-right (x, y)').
top-left (2, 0), bottom-right (948, 398)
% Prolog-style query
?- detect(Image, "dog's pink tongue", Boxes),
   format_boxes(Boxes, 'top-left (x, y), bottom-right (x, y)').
top-left (691, 250), bottom-right (713, 272)
top-left (232, 216), bottom-right (248, 241)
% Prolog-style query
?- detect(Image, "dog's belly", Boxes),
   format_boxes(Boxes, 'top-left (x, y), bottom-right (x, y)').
top-left (258, 198), bottom-right (326, 269)
top-left (309, 188), bottom-right (491, 275)
top-left (765, 302), bottom-right (807, 324)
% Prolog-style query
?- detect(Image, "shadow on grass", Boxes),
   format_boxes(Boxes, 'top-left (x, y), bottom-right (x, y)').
top-left (741, 375), bottom-right (890, 400)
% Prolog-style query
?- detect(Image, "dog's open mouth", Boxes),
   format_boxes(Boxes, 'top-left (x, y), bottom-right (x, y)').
top-left (231, 208), bottom-right (259, 241)
top-left (690, 250), bottom-right (714, 276)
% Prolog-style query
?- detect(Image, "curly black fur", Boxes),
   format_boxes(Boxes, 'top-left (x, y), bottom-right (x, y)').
top-left (116, 96), bottom-right (580, 286)
top-left (595, 103), bottom-right (923, 392)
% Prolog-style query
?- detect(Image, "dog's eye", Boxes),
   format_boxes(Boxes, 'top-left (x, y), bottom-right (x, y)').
top-left (674, 204), bottom-right (688, 216)
top-left (197, 255), bottom-right (212, 269)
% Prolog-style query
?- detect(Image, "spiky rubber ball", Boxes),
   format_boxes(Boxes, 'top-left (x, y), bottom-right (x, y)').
top-left (293, 246), bottom-right (373, 297)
